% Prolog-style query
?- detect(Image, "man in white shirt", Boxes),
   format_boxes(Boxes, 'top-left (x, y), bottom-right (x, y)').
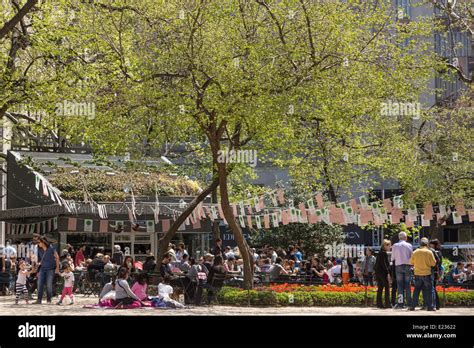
top-left (391, 232), bottom-right (413, 309)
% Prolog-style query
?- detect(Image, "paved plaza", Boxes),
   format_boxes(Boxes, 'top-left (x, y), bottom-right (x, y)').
top-left (0, 296), bottom-right (471, 316)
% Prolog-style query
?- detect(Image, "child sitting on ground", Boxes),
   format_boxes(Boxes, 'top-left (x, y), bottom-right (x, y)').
top-left (158, 274), bottom-right (184, 309)
top-left (57, 265), bottom-right (75, 305)
top-left (15, 260), bottom-right (30, 305)
top-left (131, 273), bottom-right (149, 301)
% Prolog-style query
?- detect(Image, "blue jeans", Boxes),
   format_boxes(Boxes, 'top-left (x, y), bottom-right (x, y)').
top-left (395, 265), bottom-right (412, 307)
top-left (37, 269), bottom-right (55, 303)
top-left (412, 275), bottom-right (433, 309)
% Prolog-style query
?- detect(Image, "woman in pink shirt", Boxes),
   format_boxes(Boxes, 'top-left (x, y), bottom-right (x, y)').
top-left (131, 273), bottom-right (149, 301)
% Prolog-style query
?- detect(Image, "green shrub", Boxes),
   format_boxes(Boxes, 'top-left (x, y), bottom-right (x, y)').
top-left (216, 287), bottom-right (473, 307)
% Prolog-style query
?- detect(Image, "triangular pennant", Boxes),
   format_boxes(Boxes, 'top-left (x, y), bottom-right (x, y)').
top-left (35, 174), bottom-right (41, 190)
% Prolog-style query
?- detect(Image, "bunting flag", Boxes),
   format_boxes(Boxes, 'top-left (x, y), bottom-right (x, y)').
top-left (290, 207), bottom-right (298, 223)
top-left (42, 181), bottom-right (49, 197)
top-left (383, 198), bottom-right (393, 213)
top-left (210, 206), bottom-right (218, 220)
top-left (258, 197), bottom-right (265, 210)
top-left (231, 204), bottom-right (238, 217)
top-left (315, 193), bottom-right (324, 208)
top-left (298, 202), bottom-right (306, 216)
top-left (247, 215), bottom-right (253, 228)
top-left (350, 198), bottom-right (359, 213)
top-left (454, 198), bottom-right (466, 216)
top-left (152, 191), bottom-right (160, 224)
top-left (255, 215), bottom-right (262, 229)
top-left (84, 219), bottom-right (93, 232)
top-left (192, 219), bottom-right (201, 229)
top-left (438, 204), bottom-right (447, 217)
top-left (359, 208), bottom-right (373, 225)
top-left (264, 214), bottom-right (270, 228)
top-left (405, 215), bottom-right (414, 228)
top-left (239, 215), bottom-right (245, 228)
top-left (99, 220), bottom-right (108, 233)
top-left (35, 174), bottom-right (41, 190)
top-left (276, 189), bottom-right (285, 204)
top-left (393, 195), bottom-right (403, 209)
top-left (282, 210), bottom-right (290, 225)
top-left (452, 211), bottom-right (462, 224)
top-left (146, 220), bottom-right (155, 232)
top-left (307, 198), bottom-right (315, 212)
top-left (53, 217), bottom-right (58, 230)
top-left (421, 214), bottom-right (430, 227)
top-left (98, 204), bottom-right (108, 219)
top-left (271, 213), bottom-right (279, 227)
top-left (254, 197), bottom-right (261, 212)
top-left (239, 202), bottom-right (246, 216)
top-left (308, 211), bottom-right (318, 224)
top-left (407, 204), bottom-right (418, 219)
top-left (329, 205), bottom-right (345, 225)
top-left (359, 196), bottom-right (369, 209)
top-left (162, 219), bottom-right (170, 232)
top-left (316, 208), bottom-right (330, 224)
top-left (468, 209), bottom-right (474, 222)
top-left (270, 192), bottom-right (278, 206)
top-left (423, 202), bottom-right (434, 219)
top-left (436, 213), bottom-right (446, 225)
top-left (391, 208), bottom-right (402, 224)
top-left (247, 203), bottom-right (253, 215)
top-left (67, 218), bottom-right (77, 231)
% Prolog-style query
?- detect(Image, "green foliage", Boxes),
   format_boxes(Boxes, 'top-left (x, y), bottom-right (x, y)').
top-left (217, 287), bottom-right (474, 307)
top-left (252, 222), bottom-right (345, 257)
top-left (48, 168), bottom-right (200, 201)
top-left (363, 222), bottom-right (422, 241)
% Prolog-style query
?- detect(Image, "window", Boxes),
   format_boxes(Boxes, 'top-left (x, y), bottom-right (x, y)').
top-left (443, 228), bottom-right (458, 243)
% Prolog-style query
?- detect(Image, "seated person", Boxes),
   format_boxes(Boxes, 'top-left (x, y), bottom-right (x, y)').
top-left (260, 258), bottom-right (272, 273)
top-left (269, 258), bottom-right (288, 281)
top-left (179, 254), bottom-right (191, 273)
top-left (112, 268), bottom-right (142, 307)
top-left (158, 275), bottom-right (184, 309)
top-left (448, 263), bottom-right (466, 284)
top-left (160, 253), bottom-right (174, 278)
top-left (131, 273), bottom-right (149, 301)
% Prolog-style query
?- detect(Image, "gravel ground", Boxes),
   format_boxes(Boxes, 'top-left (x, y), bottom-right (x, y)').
top-left (0, 295), bottom-right (472, 316)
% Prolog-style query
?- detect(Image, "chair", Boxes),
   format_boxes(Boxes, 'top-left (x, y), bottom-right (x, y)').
top-left (206, 273), bottom-right (227, 305)
top-left (82, 270), bottom-right (101, 297)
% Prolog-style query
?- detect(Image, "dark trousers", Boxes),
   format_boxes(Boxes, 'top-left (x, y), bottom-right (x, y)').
top-left (363, 273), bottom-right (374, 286)
top-left (412, 275), bottom-right (433, 309)
top-left (375, 273), bottom-right (390, 308)
top-left (37, 269), bottom-right (55, 303)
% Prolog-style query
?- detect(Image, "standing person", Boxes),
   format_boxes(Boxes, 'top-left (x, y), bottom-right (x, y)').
top-left (33, 237), bottom-right (60, 304)
top-left (375, 240), bottom-right (391, 309)
top-left (75, 245), bottom-right (86, 267)
top-left (212, 238), bottom-right (223, 258)
top-left (391, 232), bottom-right (413, 309)
top-left (361, 248), bottom-right (376, 286)
top-left (111, 245), bottom-right (123, 266)
top-left (341, 258), bottom-right (350, 284)
top-left (409, 238), bottom-right (437, 311)
top-left (57, 265), bottom-right (74, 305)
top-left (429, 239), bottom-right (442, 310)
top-left (15, 260), bottom-right (30, 305)
top-left (175, 242), bottom-right (188, 262)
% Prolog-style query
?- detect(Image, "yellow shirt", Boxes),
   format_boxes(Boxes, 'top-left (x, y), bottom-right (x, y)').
top-left (410, 247), bottom-right (436, 276)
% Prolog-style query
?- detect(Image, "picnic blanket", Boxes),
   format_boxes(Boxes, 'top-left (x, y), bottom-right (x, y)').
top-left (83, 297), bottom-right (182, 310)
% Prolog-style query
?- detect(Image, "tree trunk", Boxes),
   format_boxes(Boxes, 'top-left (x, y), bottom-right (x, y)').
top-left (154, 176), bottom-right (219, 272)
top-left (216, 161), bottom-right (254, 289)
top-left (211, 186), bottom-right (220, 241)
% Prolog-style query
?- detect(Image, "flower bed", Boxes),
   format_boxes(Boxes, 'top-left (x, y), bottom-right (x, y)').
top-left (216, 285), bottom-right (474, 307)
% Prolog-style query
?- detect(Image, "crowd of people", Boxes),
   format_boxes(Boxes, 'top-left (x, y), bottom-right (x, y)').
top-left (0, 233), bottom-right (473, 310)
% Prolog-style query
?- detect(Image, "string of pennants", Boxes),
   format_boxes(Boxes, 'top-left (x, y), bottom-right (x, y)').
top-left (212, 190), bottom-right (474, 229)
top-left (31, 168), bottom-right (474, 231)
top-left (63, 217), bottom-right (202, 233)
top-left (6, 217), bottom-right (58, 235)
